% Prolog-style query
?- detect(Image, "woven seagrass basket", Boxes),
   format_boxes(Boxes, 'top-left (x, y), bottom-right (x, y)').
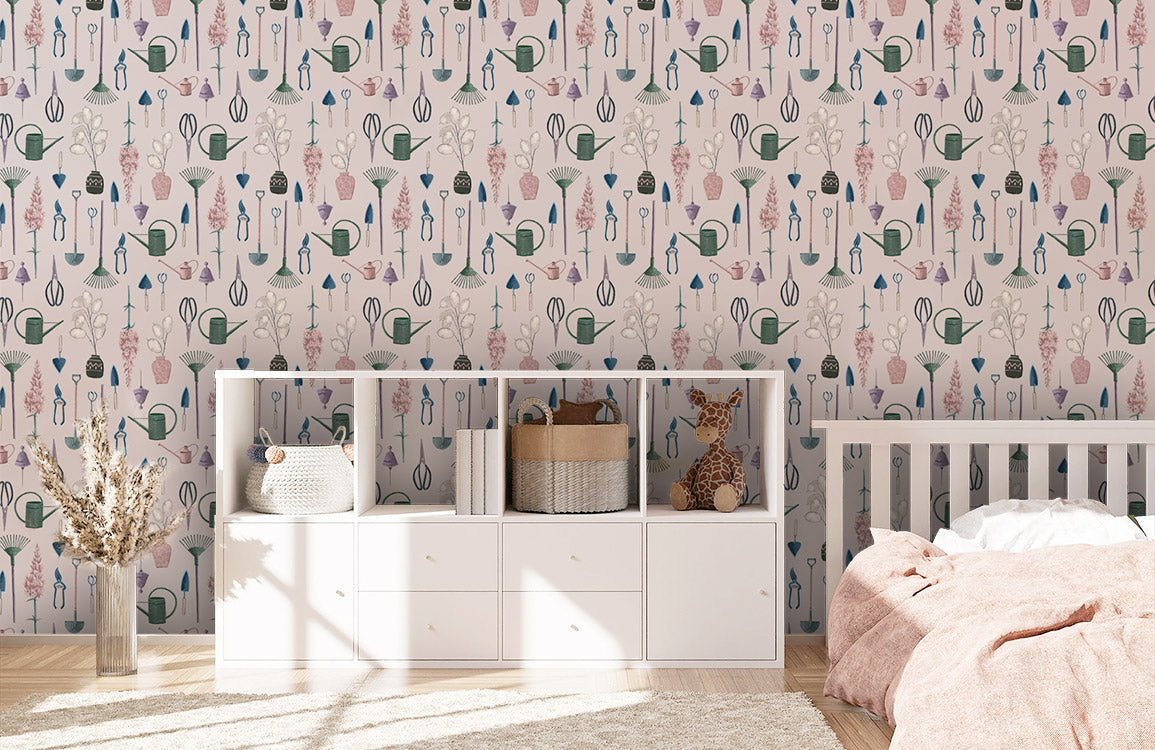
top-left (510, 397), bottom-right (629, 513)
top-left (245, 426), bottom-right (355, 515)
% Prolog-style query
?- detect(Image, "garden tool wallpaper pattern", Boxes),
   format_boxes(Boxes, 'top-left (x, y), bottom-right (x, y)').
top-left (0, 0), bottom-right (1151, 636)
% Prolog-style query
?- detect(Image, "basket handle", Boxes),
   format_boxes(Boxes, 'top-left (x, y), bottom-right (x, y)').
top-left (258, 427), bottom-right (275, 447)
top-left (595, 398), bottom-right (623, 424)
top-left (515, 397), bottom-right (552, 425)
top-left (329, 425), bottom-right (347, 445)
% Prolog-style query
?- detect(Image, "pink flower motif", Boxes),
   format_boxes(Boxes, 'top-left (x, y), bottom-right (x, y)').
top-left (392, 376), bottom-right (412, 416)
top-left (670, 329), bottom-right (691, 370)
top-left (487, 329), bottom-right (507, 370)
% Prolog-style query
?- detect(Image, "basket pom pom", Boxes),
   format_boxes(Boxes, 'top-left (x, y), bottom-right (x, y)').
top-left (342, 444), bottom-right (356, 463)
top-left (266, 446), bottom-right (286, 464)
top-left (248, 444), bottom-right (268, 463)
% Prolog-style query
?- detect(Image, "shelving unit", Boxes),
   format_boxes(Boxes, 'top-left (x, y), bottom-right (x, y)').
top-left (215, 369), bottom-right (785, 668)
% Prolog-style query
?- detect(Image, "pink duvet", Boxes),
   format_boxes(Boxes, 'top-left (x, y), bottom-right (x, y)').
top-left (824, 530), bottom-right (1155, 750)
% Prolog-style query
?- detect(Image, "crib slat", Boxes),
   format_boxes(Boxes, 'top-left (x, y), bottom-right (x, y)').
top-left (1027, 443), bottom-right (1049, 499)
top-left (1146, 445), bottom-right (1155, 516)
top-left (826, 438), bottom-right (845, 617)
top-left (988, 444), bottom-right (1010, 501)
top-left (870, 444), bottom-right (891, 534)
top-left (1067, 444), bottom-right (1089, 499)
top-left (910, 443), bottom-right (931, 539)
top-left (1105, 444), bottom-right (1127, 515)
top-left (949, 443), bottom-right (969, 527)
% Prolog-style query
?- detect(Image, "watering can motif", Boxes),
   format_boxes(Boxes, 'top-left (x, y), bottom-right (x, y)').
top-left (381, 124), bottom-right (431, 161)
top-left (679, 35), bottom-right (730, 73)
top-left (0, 260), bottom-right (12, 279)
top-left (893, 258), bottom-right (932, 279)
top-left (0, 76), bottom-right (13, 95)
top-left (566, 307), bottom-right (613, 344)
top-left (864, 219), bottom-right (913, 256)
top-left (128, 219), bottom-right (178, 256)
top-left (197, 123), bottom-right (247, 161)
top-left (15, 493), bottom-right (57, 529)
top-left (495, 35), bottom-right (546, 72)
top-left (711, 259), bottom-right (749, 280)
top-left (343, 259), bottom-right (382, 279)
top-left (497, 219), bottom-right (546, 256)
top-left (933, 307), bottom-right (982, 345)
top-left (311, 219), bottom-right (362, 256)
top-left (1078, 75), bottom-right (1117, 96)
top-left (525, 258), bottom-right (565, 279)
top-left (158, 259), bottom-right (198, 279)
top-left (1117, 124), bottom-right (1155, 161)
top-left (198, 492), bottom-right (216, 528)
top-left (1046, 35), bottom-right (1096, 73)
top-left (381, 307), bottom-right (430, 344)
top-left (678, 219), bottom-right (730, 257)
top-left (711, 75), bottom-right (751, 95)
top-left (127, 35), bottom-right (178, 72)
top-left (198, 307), bottom-right (246, 344)
top-left (895, 75), bottom-right (935, 96)
top-left (1116, 308), bottom-right (1155, 344)
top-left (14, 308), bottom-right (63, 345)
top-left (565, 124), bottom-right (615, 161)
top-left (312, 36), bottom-right (362, 73)
top-left (0, 443), bottom-right (13, 463)
top-left (342, 74), bottom-right (383, 95)
top-left (1047, 219), bottom-right (1096, 257)
top-left (162, 443), bottom-right (199, 464)
top-left (158, 75), bottom-right (199, 95)
top-left (863, 36), bottom-right (913, 72)
top-left (313, 404), bottom-right (353, 438)
top-left (933, 124), bottom-right (982, 161)
top-left (749, 124), bottom-right (798, 161)
top-left (1078, 258), bottom-right (1117, 280)
top-left (13, 124), bottom-right (63, 161)
top-left (528, 75), bottom-right (567, 96)
top-left (137, 587), bottom-right (177, 624)
top-left (126, 404), bottom-right (178, 440)
top-left (749, 307), bottom-right (798, 345)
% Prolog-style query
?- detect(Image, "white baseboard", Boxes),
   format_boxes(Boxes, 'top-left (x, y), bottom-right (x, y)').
top-left (0, 634), bottom-right (215, 646)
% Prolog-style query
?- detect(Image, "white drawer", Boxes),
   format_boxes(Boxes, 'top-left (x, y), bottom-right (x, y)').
top-left (358, 523), bottom-right (498, 591)
top-left (502, 523), bottom-right (642, 591)
top-left (502, 592), bottom-right (641, 661)
top-left (647, 523), bottom-right (777, 661)
top-left (358, 592), bottom-right (498, 661)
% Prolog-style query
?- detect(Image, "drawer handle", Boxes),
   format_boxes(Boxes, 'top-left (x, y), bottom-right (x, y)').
top-left (570, 624), bottom-right (579, 632)
top-left (569, 555), bottom-right (580, 562)
top-left (758, 589), bottom-right (768, 596)
top-left (425, 555), bottom-right (435, 562)
top-left (426, 624), bottom-right (436, 631)
top-left (335, 590), bottom-right (345, 597)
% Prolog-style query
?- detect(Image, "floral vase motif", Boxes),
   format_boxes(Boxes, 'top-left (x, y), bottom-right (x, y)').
top-left (1004, 354), bottom-right (1024, 378)
top-left (702, 0), bottom-right (722, 13)
top-left (519, 172), bottom-right (540, 200)
top-left (638, 354), bottom-right (656, 370)
top-left (86, 355), bottom-right (105, 379)
top-left (637, 0), bottom-right (656, 10)
top-left (886, 0), bottom-right (906, 13)
top-left (519, 0), bottom-right (539, 14)
top-left (269, 170), bottom-right (288, 194)
top-left (1070, 0), bottom-right (1090, 14)
top-left (453, 171), bottom-right (472, 195)
top-left (85, 171), bottom-right (105, 195)
top-left (152, 356), bottom-right (172, 384)
top-left (96, 564), bottom-right (137, 676)
top-left (454, 354), bottom-right (473, 370)
top-left (1004, 171), bottom-right (1023, 195)
top-left (1071, 355), bottom-right (1091, 384)
top-left (152, 542), bottom-right (172, 568)
top-left (152, 172), bottom-right (172, 200)
top-left (1071, 172), bottom-right (1090, 200)
top-left (821, 354), bottom-right (840, 378)
top-left (269, 0), bottom-right (288, 9)
top-left (886, 356), bottom-right (908, 384)
top-left (886, 172), bottom-right (907, 200)
top-left (336, 354), bottom-right (355, 383)
top-left (152, 0), bottom-right (171, 14)
top-left (269, 354), bottom-right (288, 371)
top-left (820, 0), bottom-right (839, 9)
top-left (703, 172), bottom-right (723, 200)
top-left (335, 172), bottom-right (356, 200)
top-left (820, 171), bottom-right (840, 195)
top-left (637, 170), bottom-right (656, 194)
top-left (334, 0), bottom-right (355, 14)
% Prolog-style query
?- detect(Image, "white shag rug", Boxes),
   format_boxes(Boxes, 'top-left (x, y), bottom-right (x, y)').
top-left (0, 689), bottom-right (844, 749)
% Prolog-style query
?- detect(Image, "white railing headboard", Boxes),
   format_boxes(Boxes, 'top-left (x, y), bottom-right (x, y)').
top-left (816, 420), bottom-right (1155, 615)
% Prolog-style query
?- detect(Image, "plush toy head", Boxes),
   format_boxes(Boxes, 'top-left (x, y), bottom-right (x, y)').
top-left (688, 388), bottom-right (743, 445)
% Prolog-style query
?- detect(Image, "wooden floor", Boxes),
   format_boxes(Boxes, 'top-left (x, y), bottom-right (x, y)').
top-left (0, 643), bottom-right (892, 749)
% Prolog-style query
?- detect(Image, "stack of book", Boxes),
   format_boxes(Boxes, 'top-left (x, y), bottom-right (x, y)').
top-left (455, 429), bottom-right (503, 515)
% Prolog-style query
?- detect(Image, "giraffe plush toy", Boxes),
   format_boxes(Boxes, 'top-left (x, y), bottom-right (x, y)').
top-left (670, 388), bottom-right (746, 513)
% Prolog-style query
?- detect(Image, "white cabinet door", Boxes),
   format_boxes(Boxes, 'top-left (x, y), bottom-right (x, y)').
top-left (503, 592), bottom-right (642, 660)
top-left (220, 522), bottom-right (354, 661)
top-left (503, 523), bottom-right (642, 592)
top-left (359, 523), bottom-right (498, 591)
top-left (646, 523), bottom-right (777, 661)
top-left (358, 592), bottom-right (499, 661)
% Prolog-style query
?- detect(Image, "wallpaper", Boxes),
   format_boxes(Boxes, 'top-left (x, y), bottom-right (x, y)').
top-left (0, 0), bottom-right (1151, 637)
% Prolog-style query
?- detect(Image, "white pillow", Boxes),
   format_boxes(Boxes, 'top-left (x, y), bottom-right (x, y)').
top-left (931, 497), bottom-right (1148, 554)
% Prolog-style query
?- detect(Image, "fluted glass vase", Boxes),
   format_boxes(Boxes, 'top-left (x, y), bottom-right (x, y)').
top-left (96, 564), bottom-right (138, 676)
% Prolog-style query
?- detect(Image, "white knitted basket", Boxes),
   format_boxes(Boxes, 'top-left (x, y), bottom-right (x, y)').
top-left (245, 427), bottom-right (355, 515)
top-left (510, 397), bottom-right (629, 514)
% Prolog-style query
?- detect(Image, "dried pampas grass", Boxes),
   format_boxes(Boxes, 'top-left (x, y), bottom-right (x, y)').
top-left (27, 401), bottom-right (191, 567)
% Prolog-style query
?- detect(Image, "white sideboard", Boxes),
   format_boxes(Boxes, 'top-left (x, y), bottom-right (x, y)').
top-left (215, 370), bottom-right (785, 668)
